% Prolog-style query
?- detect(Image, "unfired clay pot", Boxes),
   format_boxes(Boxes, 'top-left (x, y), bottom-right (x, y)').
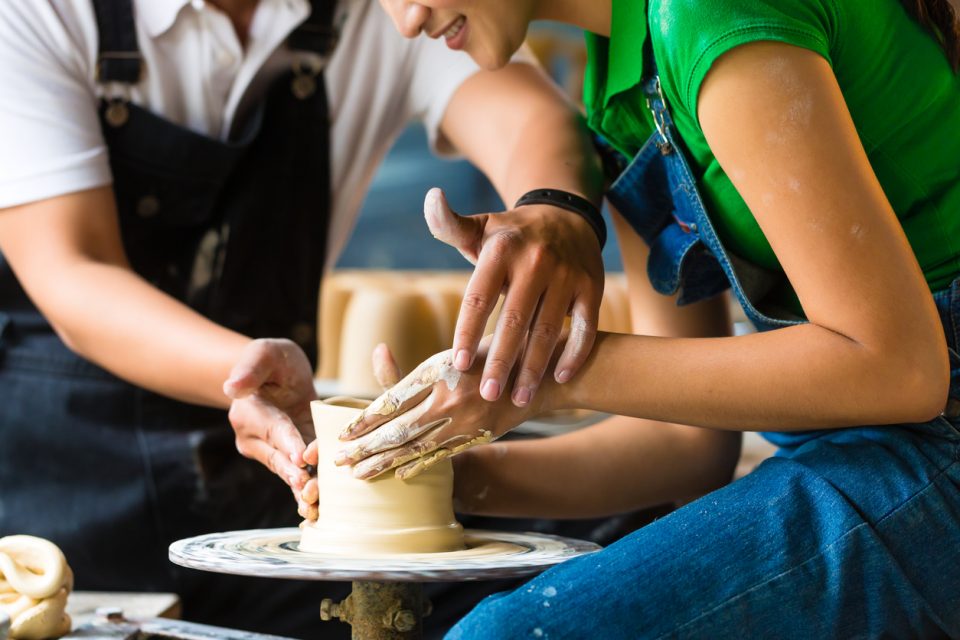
top-left (299, 399), bottom-right (465, 555)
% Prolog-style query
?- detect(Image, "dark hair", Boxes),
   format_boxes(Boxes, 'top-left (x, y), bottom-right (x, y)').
top-left (900, 0), bottom-right (960, 71)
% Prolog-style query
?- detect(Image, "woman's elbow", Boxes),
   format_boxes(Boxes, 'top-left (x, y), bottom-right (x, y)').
top-left (877, 343), bottom-right (951, 425)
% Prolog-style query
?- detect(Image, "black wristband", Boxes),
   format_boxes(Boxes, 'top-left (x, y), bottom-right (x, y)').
top-left (514, 189), bottom-right (607, 249)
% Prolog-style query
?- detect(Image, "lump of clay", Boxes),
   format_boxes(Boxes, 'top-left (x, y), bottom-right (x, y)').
top-left (300, 399), bottom-right (465, 555)
top-left (0, 536), bottom-right (73, 640)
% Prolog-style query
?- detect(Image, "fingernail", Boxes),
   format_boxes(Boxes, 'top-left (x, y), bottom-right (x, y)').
top-left (454, 349), bottom-right (471, 370)
top-left (513, 386), bottom-right (532, 407)
top-left (556, 369), bottom-right (572, 383)
top-left (333, 451), bottom-right (349, 466)
top-left (289, 452), bottom-right (299, 464)
top-left (481, 379), bottom-right (501, 401)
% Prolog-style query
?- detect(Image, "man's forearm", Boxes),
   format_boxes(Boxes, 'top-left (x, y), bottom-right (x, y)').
top-left (441, 60), bottom-right (603, 207)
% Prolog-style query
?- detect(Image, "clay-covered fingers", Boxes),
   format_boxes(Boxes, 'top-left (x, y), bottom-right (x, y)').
top-left (394, 430), bottom-right (495, 481)
top-left (349, 420), bottom-right (456, 480)
top-left (553, 294), bottom-right (600, 384)
top-left (235, 428), bottom-right (309, 491)
top-left (298, 477), bottom-right (318, 520)
top-left (334, 399), bottom-right (446, 465)
top-left (423, 188), bottom-right (485, 265)
top-left (339, 350), bottom-right (457, 440)
top-left (297, 441), bottom-right (320, 521)
top-left (229, 395), bottom-right (309, 489)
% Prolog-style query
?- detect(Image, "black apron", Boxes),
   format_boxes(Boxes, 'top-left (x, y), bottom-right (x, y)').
top-left (0, 0), bottom-right (347, 635)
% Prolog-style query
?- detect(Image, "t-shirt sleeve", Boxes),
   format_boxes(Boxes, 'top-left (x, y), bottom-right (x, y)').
top-left (404, 33), bottom-right (536, 155)
top-left (650, 0), bottom-right (840, 128)
top-left (403, 35), bottom-right (483, 154)
top-left (0, 2), bottom-right (109, 209)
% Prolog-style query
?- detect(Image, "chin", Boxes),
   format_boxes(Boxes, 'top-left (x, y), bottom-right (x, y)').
top-left (471, 43), bottom-right (515, 71)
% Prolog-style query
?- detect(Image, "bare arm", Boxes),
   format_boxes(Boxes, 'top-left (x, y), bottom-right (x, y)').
top-left (455, 210), bottom-right (741, 518)
top-left (440, 57), bottom-right (601, 210)
top-left (555, 43), bottom-right (949, 429)
top-left (0, 187), bottom-right (248, 407)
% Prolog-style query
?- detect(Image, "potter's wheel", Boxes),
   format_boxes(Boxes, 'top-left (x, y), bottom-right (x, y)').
top-left (169, 528), bottom-right (600, 582)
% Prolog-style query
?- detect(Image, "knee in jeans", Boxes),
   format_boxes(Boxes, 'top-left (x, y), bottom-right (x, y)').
top-left (449, 590), bottom-right (552, 639)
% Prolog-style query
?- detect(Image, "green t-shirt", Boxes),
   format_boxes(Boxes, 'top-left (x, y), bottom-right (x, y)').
top-left (585, 0), bottom-right (960, 294)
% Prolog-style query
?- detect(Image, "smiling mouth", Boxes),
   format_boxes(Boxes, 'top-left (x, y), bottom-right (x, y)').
top-left (430, 15), bottom-right (466, 39)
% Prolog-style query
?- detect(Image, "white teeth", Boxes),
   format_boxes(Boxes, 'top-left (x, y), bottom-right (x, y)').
top-left (444, 16), bottom-right (465, 39)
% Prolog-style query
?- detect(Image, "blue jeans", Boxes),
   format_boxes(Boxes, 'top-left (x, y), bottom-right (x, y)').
top-left (447, 407), bottom-right (960, 638)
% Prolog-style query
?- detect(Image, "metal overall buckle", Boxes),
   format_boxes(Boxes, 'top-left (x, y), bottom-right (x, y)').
top-left (645, 78), bottom-right (674, 156)
top-left (102, 84), bottom-right (134, 128)
top-left (291, 57), bottom-right (323, 100)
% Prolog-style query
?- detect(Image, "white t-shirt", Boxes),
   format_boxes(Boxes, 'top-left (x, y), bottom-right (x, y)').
top-left (0, 0), bottom-right (481, 264)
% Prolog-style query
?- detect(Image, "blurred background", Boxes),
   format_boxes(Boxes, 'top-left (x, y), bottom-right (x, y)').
top-left (332, 23), bottom-right (627, 271)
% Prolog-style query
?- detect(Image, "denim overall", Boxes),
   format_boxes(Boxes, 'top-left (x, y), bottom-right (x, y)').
top-left (0, 0), bottom-right (349, 636)
top-left (449, 74), bottom-right (960, 638)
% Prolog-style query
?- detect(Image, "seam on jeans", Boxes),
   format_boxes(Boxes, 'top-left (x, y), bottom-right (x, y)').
top-left (874, 461), bottom-right (957, 527)
top-left (658, 462), bottom-right (958, 639)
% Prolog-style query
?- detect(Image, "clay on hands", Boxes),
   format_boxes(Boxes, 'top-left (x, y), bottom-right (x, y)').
top-left (0, 536), bottom-right (73, 640)
top-left (337, 350), bottom-right (496, 480)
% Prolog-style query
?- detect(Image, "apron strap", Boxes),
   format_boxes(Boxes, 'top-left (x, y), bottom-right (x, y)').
top-left (91, 0), bottom-right (143, 84)
top-left (92, 0), bottom-right (340, 85)
top-left (288, 0), bottom-right (340, 56)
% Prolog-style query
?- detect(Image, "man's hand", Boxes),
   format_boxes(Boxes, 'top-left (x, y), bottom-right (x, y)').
top-left (335, 337), bottom-right (557, 481)
top-left (300, 344), bottom-right (404, 521)
top-left (424, 188), bottom-right (603, 408)
top-left (223, 339), bottom-right (318, 517)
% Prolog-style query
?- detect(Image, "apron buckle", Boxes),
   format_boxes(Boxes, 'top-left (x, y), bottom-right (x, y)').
top-left (291, 58), bottom-right (322, 100)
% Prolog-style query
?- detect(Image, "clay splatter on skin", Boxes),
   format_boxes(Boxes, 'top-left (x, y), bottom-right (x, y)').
top-left (569, 314), bottom-right (589, 341)
top-left (760, 55), bottom-right (814, 145)
top-left (440, 362), bottom-right (462, 391)
top-left (343, 351), bottom-right (457, 435)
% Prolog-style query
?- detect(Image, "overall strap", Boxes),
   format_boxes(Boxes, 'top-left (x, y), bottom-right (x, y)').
top-left (288, 0), bottom-right (340, 56)
top-left (641, 36), bottom-right (674, 156)
top-left (91, 0), bottom-right (143, 84)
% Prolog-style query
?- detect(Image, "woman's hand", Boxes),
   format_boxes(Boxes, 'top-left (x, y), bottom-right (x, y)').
top-left (422, 189), bottom-right (603, 408)
top-left (333, 337), bottom-right (556, 481)
top-left (223, 339), bottom-right (318, 516)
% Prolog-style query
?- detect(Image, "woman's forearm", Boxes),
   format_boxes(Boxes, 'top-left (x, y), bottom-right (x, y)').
top-left (550, 325), bottom-right (947, 432)
top-left (456, 415), bottom-right (741, 518)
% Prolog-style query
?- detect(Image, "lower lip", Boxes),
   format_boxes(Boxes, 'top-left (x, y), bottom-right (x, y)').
top-left (444, 19), bottom-right (468, 51)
